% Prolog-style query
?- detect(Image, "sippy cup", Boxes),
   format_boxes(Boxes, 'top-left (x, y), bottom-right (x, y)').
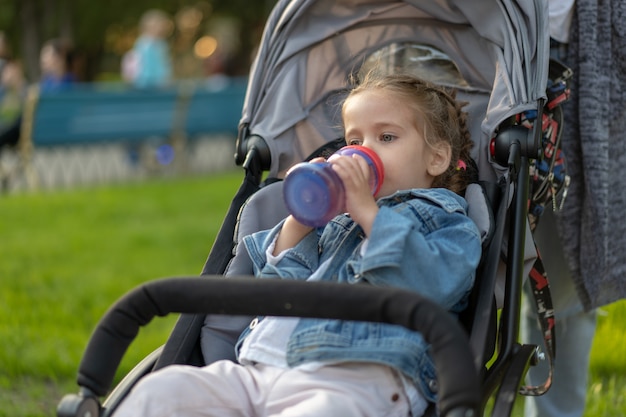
top-left (283, 145), bottom-right (384, 227)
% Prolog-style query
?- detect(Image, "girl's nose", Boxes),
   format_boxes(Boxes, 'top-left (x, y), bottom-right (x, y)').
top-left (359, 139), bottom-right (374, 148)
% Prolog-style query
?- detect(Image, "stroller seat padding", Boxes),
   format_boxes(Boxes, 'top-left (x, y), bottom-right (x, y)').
top-left (201, 181), bottom-right (289, 364)
top-left (226, 181), bottom-right (289, 277)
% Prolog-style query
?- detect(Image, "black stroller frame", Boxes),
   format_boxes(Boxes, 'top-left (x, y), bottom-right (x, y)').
top-left (58, 1), bottom-right (559, 416)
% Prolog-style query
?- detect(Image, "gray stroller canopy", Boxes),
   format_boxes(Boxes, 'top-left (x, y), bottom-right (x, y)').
top-left (240, 0), bottom-right (549, 180)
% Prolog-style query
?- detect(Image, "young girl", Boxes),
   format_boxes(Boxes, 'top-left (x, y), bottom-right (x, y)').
top-left (115, 73), bottom-right (482, 417)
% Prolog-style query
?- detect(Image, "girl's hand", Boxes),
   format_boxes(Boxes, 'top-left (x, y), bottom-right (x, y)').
top-left (328, 154), bottom-right (379, 235)
top-left (273, 215), bottom-right (314, 255)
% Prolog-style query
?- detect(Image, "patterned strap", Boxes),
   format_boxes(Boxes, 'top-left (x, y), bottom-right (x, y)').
top-left (519, 248), bottom-right (556, 396)
top-left (519, 58), bottom-right (572, 396)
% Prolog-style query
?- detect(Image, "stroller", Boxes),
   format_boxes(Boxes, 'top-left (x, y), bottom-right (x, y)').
top-left (58, 0), bottom-right (567, 416)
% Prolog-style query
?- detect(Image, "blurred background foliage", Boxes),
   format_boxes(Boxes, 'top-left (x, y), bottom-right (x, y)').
top-left (0, 0), bottom-right (274, 82)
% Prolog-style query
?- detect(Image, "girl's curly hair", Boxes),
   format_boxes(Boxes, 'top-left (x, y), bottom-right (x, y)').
top-left (345, 72), bottom-right (477, 196)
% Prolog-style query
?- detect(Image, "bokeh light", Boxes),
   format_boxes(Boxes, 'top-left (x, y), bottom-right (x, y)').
top-left (194, 36), bottom-right (218, 59)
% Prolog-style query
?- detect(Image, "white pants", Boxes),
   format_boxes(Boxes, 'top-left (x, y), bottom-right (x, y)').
top-left (114, 360), bottom-right (412, 417)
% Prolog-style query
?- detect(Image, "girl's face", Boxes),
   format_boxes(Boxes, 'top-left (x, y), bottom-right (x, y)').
top-left (342, 89), bottom-right (450, 197)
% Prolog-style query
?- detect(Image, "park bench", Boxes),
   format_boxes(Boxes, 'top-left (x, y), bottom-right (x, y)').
top-left (2, 77), bottom-right (247, 190)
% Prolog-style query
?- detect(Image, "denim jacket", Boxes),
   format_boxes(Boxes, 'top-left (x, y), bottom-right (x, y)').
top-left (241, 188), bottom-right (482, 403)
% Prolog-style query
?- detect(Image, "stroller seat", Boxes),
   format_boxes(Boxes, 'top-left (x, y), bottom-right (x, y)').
top-left (198, 177), bottom-right (496, 366)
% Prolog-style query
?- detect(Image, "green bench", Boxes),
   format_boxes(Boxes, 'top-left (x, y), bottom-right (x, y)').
top-left (5, 77), bottom-right (247, 189)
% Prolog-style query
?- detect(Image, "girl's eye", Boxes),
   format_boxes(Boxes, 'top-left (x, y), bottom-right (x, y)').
top-left (381, 133), bottom-right (396, 142)
top-left (348, 139), bottom-right (362, 145)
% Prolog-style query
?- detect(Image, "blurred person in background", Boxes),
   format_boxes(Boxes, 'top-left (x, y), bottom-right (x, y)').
top-left (0, 37), bottom-right (75, 149)
top-left (0, 60), bottom-right (26, 132)
top-left (0, 32), bottom-right (25, 135)
top-left (39, 38), bottom-right (76, 91)
top-left (122, 9), bottom-right (173, 88)
top-left (0, 31), bottom-right (11, 81)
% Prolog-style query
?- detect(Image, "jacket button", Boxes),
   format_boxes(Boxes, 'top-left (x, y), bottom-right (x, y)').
top-left (428, 379), bottom-right (439, 393)
top-left (249, 318), bottom-right (259, 329)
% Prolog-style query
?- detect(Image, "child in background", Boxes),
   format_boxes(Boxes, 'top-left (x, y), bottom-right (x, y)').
top-left (124, 9), bottom-right (173, 88)
top-left (115, 73), bottom-right (482, 417)
top-left (0, 60), bottom-right (25, 130)
top-left (0, 38), bottom-right (74, 150)
top-left (39, 38), bottom-right (76, 91)
top-left (0, 31), bottom-right (18, 153)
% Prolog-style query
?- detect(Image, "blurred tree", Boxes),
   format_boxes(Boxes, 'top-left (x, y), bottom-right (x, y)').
top-left (0, 0), bottom-right (273, 81)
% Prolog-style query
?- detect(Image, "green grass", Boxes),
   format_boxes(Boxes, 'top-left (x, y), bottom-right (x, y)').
top-left (585, 302), bottom-right (626, 417)
top-left (1, 172), bottom-right (625, 416)
top-left (0, 172), bottom-right (243, 415)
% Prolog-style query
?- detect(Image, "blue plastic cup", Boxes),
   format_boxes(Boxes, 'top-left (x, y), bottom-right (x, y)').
top-left (283, 145), bottom-right (384, 227)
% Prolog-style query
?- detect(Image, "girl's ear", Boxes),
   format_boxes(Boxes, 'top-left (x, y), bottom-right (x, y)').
top-left (427, 143), bottom-right (452, 177)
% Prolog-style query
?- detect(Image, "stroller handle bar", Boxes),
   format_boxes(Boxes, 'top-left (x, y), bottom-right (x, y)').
top-left (72, 276), bottom-right (480, 417)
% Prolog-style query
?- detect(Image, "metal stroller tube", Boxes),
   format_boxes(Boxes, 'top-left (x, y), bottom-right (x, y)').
top-left (59, 276), bottom-right (481, 417)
